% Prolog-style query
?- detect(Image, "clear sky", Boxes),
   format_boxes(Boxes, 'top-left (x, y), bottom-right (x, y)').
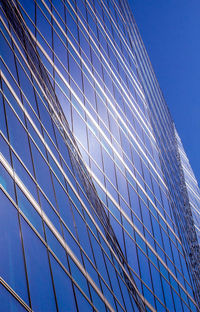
top-left (128, 0), bottom-right (200, 185)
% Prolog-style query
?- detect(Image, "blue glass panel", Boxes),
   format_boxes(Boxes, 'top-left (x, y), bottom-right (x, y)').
top-left (21, 218), bottom-right (57, 312)
top-left (12, 153), bottom-right (38, 202)
top-left (52, 174), bottom-right (68, 212)
top-left (104, 257), bottom-right (124, 307)
top-left (6, 102), bottom-right (34, 175)
top-left (90, 286), bottom-right (106, 311)
top-left (0, 163), bottom-right (15, 199)
top-left (101, 281), bottom-right (116, 311)
top-left (161, 277), bottom-right (175, 311)
top-left (89, 233), bottom-right (109, 286)
top-left (27, 121), bottom-right (46, 157)
top-left (0, 283), bottom-right (27, 312)
top-left (137, 249), bottom-right (153, 291)
top-left (0, 190), bottom-right (29, 304)
top-left (68, 257), bottom-right (90, 299)
top-left (39, 191), bottom-right (61, 234)
top-left (142, 284), bottom-right (156, 310)
top-left (172, 290), bottom-right (183, 312)
top-left (45, 224), bottom-right (68, 269)
top-left (149, 263), bottom-right (165, 306)
top-left (50, 254), bottom-right (77, 312)
top-left (31, 142), bottom-right (56, 207)
top-left (0, 134), bottom-right (11, 164)
top-left (72, 206), bottom-right (93, 259)
top-left (74, 286), bottom-right (93, 312)
top-left (16, 186), bottom-right (44, 238)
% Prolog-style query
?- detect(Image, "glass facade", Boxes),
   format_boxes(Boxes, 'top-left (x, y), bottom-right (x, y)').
top-left (0, 0), bottom-right (199, 311)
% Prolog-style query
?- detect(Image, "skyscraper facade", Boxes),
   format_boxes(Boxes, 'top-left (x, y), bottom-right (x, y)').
top-left (0, 0), bottom-right (199, 311)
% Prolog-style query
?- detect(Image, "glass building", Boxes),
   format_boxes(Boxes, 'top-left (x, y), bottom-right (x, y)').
top-left (0, 0), bottom-right (200, 311)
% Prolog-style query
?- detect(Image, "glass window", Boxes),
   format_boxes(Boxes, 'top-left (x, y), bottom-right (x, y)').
top-left (16, 186), bottom-right (44, 238)
top-left (0, 163), bottom-right (15, 199)
top-left (0, 134), bottom-right (11, 164)
top-left (90, 286), bottom-right (107, 311)
top-left (0, 283), bottom-right (27, 312)
top-left (50, 254), bottom-right (77, 312)
top-left (74, 285), bottom-right (93, 311)
top-left (137, 249), bottom-right (152, 291)
top-left (72, 206), bottom-right (93, 259)
top-left (68, 257), bottom-right (90, 299)
top-left (12, 153), bottom-right (38, 202)
top-left (39, 191), bottom-right (61, 234)
top-left (161, 277), bottom-right (175, 311)
top-left (0, 190), bottom-right (29, 305)
top-left (31, 142), bottom-right (56, 208)
top-left (21, 217), bottom-right (57, 312)
top-left (6, 103), bottom-right (34, 176)
top-left (45, 224), bottom-right (68, 270)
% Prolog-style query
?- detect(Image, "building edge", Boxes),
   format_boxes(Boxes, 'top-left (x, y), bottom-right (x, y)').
top-left (121, 0), bottom-right (200, 306)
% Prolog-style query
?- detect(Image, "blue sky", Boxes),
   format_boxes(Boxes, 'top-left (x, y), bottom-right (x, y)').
top-left (129, 0), bottom-right (200, 184)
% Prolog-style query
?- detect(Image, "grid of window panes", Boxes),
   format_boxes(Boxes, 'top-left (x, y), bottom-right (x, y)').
top-left (0, 0), bottom-right (199, 311)
top-left (0, 8), bottom-right (143, 311)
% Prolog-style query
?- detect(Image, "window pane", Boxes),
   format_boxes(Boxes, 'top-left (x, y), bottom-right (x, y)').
top-left (21, 218), bottom-right (57, 312)
top-left (0, 190), bottom-right (29, 304)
